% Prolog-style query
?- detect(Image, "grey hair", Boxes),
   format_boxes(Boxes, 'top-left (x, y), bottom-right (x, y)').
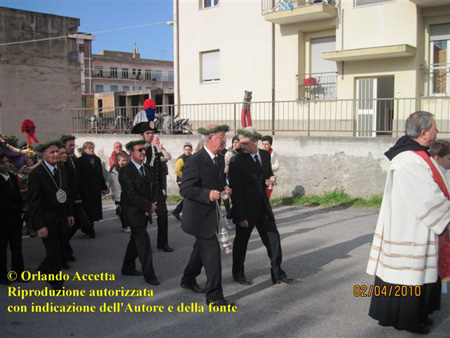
top-left (405, 111), bottom-right (434, 138)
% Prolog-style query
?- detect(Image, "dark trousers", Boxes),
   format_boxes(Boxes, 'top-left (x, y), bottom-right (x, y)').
top-left (182, 236), bottom-right (224, 301)
top-left (122, 226), bottom-right (156, 282)
top-left (173, 199), bottom-right (184, 214)
top-left (232, 207), bottom-right (285, 282)
top-left (156, 190), bottom-right (169, 248)
top-left (38, 227), bottom-right (65, 288)
top-left (68, 203), bottom-right (93, 238)
top-left (0, 218), bottom-right (24, 280)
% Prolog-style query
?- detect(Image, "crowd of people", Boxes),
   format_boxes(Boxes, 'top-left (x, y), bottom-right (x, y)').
top-left (1, 110), bottom-right (449, 329)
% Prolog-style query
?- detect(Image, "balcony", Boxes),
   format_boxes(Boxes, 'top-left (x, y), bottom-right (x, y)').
top-left (262, 0), bottom-right (337, 26)
top-left (298, 72), bottom-right (337, 101)
top-left (422, 63), bottom-right (450, 96)
top-left (410, 0), bottom-right (450, 7)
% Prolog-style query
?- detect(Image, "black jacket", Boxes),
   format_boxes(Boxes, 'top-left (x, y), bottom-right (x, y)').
top-left (119, 161), bottom-right (157, 228)
top-left (180, 148), bottom-right (226, 238)
top-left (229, 149), bottom-right (274, 226)
top-left (28, 163), bottom-right (72, 232)
top-left (76, 154), bottom-right (107, 221)
top-left (0, 172), bottom-right (24, 224)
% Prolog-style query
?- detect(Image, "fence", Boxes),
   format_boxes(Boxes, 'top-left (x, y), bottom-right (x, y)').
top-left (71, 97), bottom-right (450, 137)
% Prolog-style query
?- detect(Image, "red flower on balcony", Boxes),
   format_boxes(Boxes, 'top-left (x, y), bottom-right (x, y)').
top-left (304, 78), bottom-right (316, 85)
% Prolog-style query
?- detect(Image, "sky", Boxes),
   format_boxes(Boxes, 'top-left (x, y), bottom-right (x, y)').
top-left (0, 0), bottom-right (174, 60)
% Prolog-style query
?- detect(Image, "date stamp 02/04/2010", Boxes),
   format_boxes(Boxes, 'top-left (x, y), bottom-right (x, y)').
top-left (353, 284), bottom-right (422, 298)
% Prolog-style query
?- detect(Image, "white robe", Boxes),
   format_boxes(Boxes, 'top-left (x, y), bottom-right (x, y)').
top-left (367, 151), bottom-right (450, 285)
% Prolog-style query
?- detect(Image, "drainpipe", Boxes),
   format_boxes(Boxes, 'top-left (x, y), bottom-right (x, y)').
top-left (272, 22), bottom-right (276, 136)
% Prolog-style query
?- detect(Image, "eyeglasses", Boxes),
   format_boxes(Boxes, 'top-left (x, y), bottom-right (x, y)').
top-left (136, 148), bottom-right (145, 152)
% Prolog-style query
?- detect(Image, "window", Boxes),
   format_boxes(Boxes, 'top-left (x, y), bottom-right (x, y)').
top-left (145, 70), bottom-right (152, 80)
top-left (169, 71), bottom-right (174, 82)
top-left (111, 85), bottom-right (119, 92)
top-left (95, 85), bottom-right (104, 93)
top-left (354, 0), bottom-right (392, 6)
top-left (429, 24), bottom-right (450, 95)
top-left (202, 0), bottom-right (219, 9)
top-left (78, 44), bottom-right (84, 53)
top-left (94, 67), bottom-right (103, 78)
top-left (122, 68), bottom-right (129, 79)
top-left (138, 86), bottom-right (142, 91)
top-left (153, 70), bottom-right (162, 81)
top-left (123, 86), bottom-right (130, 91)
top-left (132, 69), bottom-right (137, 78)
top-left (110, 67), bottom-right (118, 79)
top-left (201, 50), bottom-right (220, 83)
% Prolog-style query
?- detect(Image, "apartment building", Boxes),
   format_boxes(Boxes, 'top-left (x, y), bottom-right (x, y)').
top-left (85, 46), bottom-right (174, 114)
top-left (175, 0), bottom-right (449, 136)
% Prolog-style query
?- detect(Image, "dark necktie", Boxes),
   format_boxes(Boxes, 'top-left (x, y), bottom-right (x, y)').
top-left (254, 154), bottom-right (261, 168)
top-left (213, 156), bottom-right (219, 167)
top-left (139, 166), bottom-right (146, 178)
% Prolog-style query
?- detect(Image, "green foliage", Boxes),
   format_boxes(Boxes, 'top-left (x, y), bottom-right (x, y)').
top-left (166, 195), bottom-right (183, 203)
top-left (271, 189), bottom-right (382, 208)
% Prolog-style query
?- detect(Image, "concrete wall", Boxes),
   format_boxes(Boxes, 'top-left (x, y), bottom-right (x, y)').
top-left (0, 7), bottom-right (82, 142)
top-left (72, 133), bottom-right (450, 200)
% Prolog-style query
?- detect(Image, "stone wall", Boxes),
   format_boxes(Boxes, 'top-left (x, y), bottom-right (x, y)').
top-left (0, 7), bottom-right (81, 142)
top-left (72, 134), bottom-right (448, 199)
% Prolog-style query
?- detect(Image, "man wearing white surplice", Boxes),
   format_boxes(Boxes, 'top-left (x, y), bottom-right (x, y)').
top-left (367, 111), bottom-right (450, 334)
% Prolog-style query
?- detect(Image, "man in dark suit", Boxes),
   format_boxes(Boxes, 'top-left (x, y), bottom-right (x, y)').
top-left (180, 124), bottom-right (234, 307)
top-left (60, 135), bottom-right (88, 251)
top-left (0, 152), bottom-right (25, 285)
top-left (120, 140), bottom-right (159, 285)
top-left (28, 141), bottom-right (74, 290)
top-left (133, 122), bottom-right (173, 252)
top-left (229, 127), bottom-right (293, 285)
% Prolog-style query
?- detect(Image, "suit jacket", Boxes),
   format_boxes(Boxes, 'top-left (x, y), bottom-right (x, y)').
top-left (76, 154), bottom-right (107, 221)
top-left (119, 162), bottom-right (157, 228)
top-left (0, 172), bottom-right (24, 224)
top-left (180, 147), bottom-right (226, 238)
top-left (28, 163), bottom-right (73, 232)
top-left (229, 149), bottom-right (274, 225)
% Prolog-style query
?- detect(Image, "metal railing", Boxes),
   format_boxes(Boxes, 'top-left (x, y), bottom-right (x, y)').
top-left (262, 0), bottom-right (336, 15)
top-left (90, 69), bottom-right (174, 83)
top-left (298, 72), bottom-right (337, 101)
top-left (71, 97), bottom-right (450, 137)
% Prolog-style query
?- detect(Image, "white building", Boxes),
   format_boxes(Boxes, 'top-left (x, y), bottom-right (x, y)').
top-left (174, 0), bottom-right (450, 136)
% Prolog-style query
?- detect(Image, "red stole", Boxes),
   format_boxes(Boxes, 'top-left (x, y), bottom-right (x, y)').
top-left (413, 151), bottom-right (450, 282)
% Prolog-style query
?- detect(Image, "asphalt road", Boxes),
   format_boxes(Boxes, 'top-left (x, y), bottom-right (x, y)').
top-left (0, 202), bottom-right (448, 338)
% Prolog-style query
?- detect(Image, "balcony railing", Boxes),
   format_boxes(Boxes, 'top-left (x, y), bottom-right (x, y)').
top-left (71, 97), bottom-right (450, 137)
top-left (422, 63), bottom-right (450, 96)
top-left (298, 72), bottom-right (337, 101)
top-left (262, 0), bottom-right (336, 15)
top-left (88, 69), bottom-right (174, 83)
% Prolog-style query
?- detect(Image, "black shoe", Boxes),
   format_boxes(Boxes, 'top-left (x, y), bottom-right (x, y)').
top-left (158, 245), bottom-right (174, 252)
top-left (234, 277), bottom-right (253, 285)
top-left (122, 270), bottom-right (142, 276)
top-left (206, 298), bottom-right (236, 307)
top-left (181, 283), bottom-right (206, 293)
top-left (68, 255), bottom-right (76, 262)
top-left (62, 262), bottom-right (71, 270)
top-left (82, 230), bottom-right (96, 238)
top-left (273, 276), bottom-right (294, 284)
top-left (172, 211), bottom-right (181, 221)
top-left (146, 277), bottom-right (160, 285)
top-left (48, 281), bottom-right (64, 290)
top-left (407, 323), bottom-right (430, 334)
top-left (0, 279), bottom-right (11, 286)
top-left (421, 317), bottom-right (433, 327)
